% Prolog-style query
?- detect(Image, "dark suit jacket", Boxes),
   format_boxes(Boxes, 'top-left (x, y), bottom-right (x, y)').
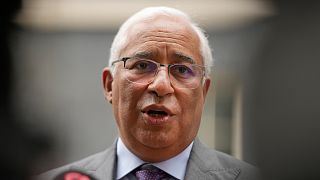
top-left (36, 138), bottom-right (260, 180)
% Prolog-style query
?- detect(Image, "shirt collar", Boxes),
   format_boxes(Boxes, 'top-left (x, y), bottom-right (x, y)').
top-left (116, 138), bottom-right (193, 180)
top-left (116, 138), bottom-right (145, 179)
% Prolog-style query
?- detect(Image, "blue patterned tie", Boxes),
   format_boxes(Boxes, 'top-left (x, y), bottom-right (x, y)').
top-left (135, 164), bottom-right (168, 180)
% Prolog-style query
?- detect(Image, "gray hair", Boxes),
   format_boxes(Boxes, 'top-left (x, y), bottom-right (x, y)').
top-left (108, 6), bottom-right (213, 76)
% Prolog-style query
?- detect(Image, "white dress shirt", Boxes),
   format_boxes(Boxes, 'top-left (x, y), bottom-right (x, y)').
top-left (116, 138), bottom-right (193, 180)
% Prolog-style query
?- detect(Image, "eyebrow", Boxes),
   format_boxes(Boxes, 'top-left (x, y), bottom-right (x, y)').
top-left (132, 51), bottom-right (195, 64)
top-left (133, 51), bottom-right (154, 59)
top-left (173, 52), bottom-right (195, 64)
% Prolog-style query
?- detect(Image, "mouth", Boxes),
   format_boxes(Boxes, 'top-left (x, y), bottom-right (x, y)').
top-left (141, 105), bottom-right (173, 125)
top-left (146, 110), bottom-right (168, 117)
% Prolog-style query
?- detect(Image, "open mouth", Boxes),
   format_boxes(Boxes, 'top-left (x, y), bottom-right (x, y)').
top-left (141, 105), bottom-right (173, 125)
top-left (146, 110), bottom-right (168, 117)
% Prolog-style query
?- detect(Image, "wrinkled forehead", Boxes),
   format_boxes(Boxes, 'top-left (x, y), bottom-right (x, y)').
top-left (129, 15), bottom-right (199, 43)
top-left (120, 15), bottom-right (201, 61)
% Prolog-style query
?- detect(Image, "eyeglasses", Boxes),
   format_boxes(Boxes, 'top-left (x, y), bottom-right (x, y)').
top-left (112, 56), bottom-right (206, 89)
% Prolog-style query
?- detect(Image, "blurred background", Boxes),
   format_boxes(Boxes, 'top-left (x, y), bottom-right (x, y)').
top-left (2, 0), bottom-right (320, 179)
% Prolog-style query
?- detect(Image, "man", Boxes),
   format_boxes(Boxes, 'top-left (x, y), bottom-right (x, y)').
top-left (38, 6), bottom-right (260, 180)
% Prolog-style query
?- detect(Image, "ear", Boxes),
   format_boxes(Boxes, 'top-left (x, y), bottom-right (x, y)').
top-left (102, 67), bottom-right (113, 104)
top-left (202, 78), bottom-right (211, 99)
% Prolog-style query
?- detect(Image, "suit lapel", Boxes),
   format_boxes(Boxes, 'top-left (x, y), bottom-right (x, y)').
top-left (184, 138), bottom-right (240, 180)
top-left (93, 140), bottom-right (118, 180)
top-left (89, 138), bottom-right (241, 179)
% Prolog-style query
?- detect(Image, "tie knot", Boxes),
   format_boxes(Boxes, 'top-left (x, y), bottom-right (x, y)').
top-left (135, 164), bottom-right (167, 180)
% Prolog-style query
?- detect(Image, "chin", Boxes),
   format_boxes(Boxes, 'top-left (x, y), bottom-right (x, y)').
top-left (139, 132), bottom-right (175, 149)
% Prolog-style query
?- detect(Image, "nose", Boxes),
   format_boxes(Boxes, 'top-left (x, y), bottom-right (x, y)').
top-left (147, 67), bottom-right (174, 97)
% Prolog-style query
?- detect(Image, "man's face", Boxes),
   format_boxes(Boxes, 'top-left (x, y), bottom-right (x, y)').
top-left (103, 16), bottom-right (211, 162)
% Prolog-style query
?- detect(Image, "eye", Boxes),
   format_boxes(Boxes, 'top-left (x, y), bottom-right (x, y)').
top-left (127, 59), bottom-right (157, 74)
top-left (171, 64), bottom-right (194, 78)
top-left (134, 61), bottom-right (149, 70)
top-left (176, 66), bottom-right (188, 74)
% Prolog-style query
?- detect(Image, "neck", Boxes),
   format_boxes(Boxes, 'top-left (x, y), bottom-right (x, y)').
top-left (120, 136), bottom-right (193, 162)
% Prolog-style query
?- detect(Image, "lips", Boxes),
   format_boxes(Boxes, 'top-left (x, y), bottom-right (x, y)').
top-left (141, 105), bottom-right (174, 125)
top-left (147, 110), bottom-right (168, 117)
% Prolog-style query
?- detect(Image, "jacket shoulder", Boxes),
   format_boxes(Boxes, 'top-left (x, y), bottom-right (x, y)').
top-left (210, 149), bottom-right (260, 179)
top-left (35, 145), bottom-right (116, 180)
top-left (186, 138), bottom-right (261, 180)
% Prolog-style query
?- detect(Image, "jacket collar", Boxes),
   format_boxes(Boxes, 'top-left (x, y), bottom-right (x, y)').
top-left (93, 138), bottom-right (241, 180)
top-left (184, 138), bottom-right (241, 180)
top-left (91, 139), bottom-right (117, 180)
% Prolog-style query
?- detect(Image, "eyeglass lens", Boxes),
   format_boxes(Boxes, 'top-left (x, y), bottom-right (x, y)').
top-left (123, 58), bottom-right (203, 89)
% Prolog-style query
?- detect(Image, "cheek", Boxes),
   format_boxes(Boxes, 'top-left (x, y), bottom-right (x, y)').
top-left (115, 79), bottom-right (146, 126)
top-left (178, 89), bottom-right (203, 111)
top-left (177, 89), bottom-right (204, 128)
top-left (119, 84), bottom-right (139, 114)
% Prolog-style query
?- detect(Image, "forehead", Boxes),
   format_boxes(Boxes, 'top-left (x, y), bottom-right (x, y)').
top-left (120, 16), bottom-right (202, 64)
